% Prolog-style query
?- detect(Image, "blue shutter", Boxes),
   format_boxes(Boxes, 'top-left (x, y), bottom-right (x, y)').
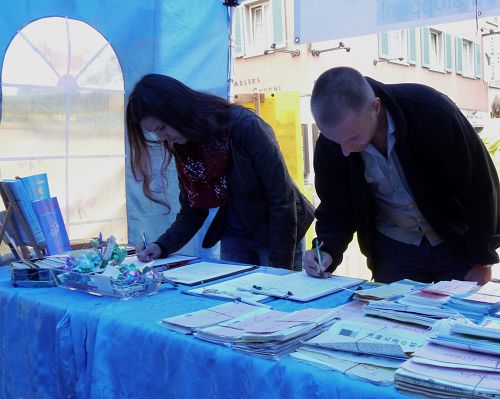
top-left (421, 27), bottom-right (430, 68)
top-left (444, 33), bottom-right (452, 72)
top-left (455, 37), bottom-right (463, 75)
top-left (407, 29), bottom-right (417, 65)
top-left (233, 7), bottom-right (244, 57)
top-left (474, 42), bottom-right (481, 78)
top-left (378, 32), bottom-right (389, 58)
top-left (271, 0), bottom-right (285, 47)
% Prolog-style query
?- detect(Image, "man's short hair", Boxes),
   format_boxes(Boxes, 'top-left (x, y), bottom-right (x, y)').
top-left (311, 67), bottom-right (375, 128)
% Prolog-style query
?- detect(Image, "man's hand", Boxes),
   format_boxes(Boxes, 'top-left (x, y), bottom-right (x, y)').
top-left (303, 249), bottom-right (333, 278)
top-left (135, 242), bottom-right (162, 262)
top-left (464, 264), bottom-right (492, 285)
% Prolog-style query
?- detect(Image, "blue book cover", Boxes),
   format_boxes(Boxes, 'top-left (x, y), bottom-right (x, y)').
top-left (33, 197), bottom-right (71, 255)
top-left (2, 179), bottom-right (46, 245)
top-left (20, 173), bottom-right (50, 202)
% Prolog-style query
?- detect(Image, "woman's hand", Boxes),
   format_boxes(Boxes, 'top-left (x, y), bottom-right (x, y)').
top-left (302, 249), bottom-right (333, 278)
top-left (135, 242), bottom-right (162, 262)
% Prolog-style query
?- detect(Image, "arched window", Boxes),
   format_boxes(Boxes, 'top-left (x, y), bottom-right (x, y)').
top-left (0, 16), bottom-right (127, 243)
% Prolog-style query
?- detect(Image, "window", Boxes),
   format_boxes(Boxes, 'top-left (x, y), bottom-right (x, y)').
top-left (233, 0), bottom-right (285, 57)
top-left (429, 29), bottom-right (444, 70)
top-left (249, 4), bottom-right (271, 49)
top-left (0, 17), bottom-right (127, 243)
top-left (301, 123), bottom-right (320, 184)
top-left (378, 29), bottom-right (416, 64)
top-left (387, 30), bottom-right (407, 60)
top-left (462, 39), bottom-right (474, 77)
top-left (246, 2), bottom-right (272, 54)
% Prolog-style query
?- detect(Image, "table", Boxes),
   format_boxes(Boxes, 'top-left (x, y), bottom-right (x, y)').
top-left (0, 266), bottom-right (415, 399)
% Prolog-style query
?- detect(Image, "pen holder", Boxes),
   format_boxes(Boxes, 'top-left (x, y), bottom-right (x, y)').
top-left (11, 263), bottom-right (57, 288)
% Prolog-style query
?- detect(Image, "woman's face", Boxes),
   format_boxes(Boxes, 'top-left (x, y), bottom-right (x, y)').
top-left (140, 116), bottom-right (188, 145)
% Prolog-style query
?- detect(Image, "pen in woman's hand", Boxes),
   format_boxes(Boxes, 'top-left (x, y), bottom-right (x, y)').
top-left (141, 231), bottom-right (148, 250)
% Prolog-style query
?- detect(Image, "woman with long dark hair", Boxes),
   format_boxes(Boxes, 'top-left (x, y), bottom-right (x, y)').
top-left (126, 74), bottom-right (314, 269)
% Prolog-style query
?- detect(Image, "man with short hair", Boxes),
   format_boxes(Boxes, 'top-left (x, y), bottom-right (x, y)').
top-left (303, 66), bottom-right (500, 284)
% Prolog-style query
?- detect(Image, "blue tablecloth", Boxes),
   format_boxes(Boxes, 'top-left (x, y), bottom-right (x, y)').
top-left (0, 266), bottom-right (416, 399)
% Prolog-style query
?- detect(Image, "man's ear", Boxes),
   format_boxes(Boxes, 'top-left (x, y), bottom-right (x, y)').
top-left (373, 97), bottom-right (382, 115)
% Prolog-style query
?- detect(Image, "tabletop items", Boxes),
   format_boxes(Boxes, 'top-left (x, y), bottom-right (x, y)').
top-left (8, 245), bottom-right (500, 398)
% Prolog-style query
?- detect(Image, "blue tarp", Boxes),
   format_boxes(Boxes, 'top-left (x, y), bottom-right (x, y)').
top-left (0, 0), bottom-right (231, 255)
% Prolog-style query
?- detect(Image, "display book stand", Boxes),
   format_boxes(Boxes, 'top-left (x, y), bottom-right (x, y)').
top-left (0, 180), bottom-right (46, 260)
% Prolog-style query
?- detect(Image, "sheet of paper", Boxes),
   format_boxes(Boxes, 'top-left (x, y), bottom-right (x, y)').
top-left (238, 271), bottom-right (364, 302)
top-left (120, 254), bottom-right (197, 270)
top-left (464, 281), bottom-right (500, 303)
top-left (421, 280), bottom-right (477, 295)
top-left (92, 274), bottom-right (114, 294)
top-left (162, 261), bottom-right (257, 285)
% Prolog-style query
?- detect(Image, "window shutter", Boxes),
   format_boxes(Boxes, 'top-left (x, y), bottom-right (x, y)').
top-left (474, 42), bottom-right (481, 78)
top-left (407, 29), bottom-right (417, 65)
top-left (444, 33), bottom-right (452, 72)
top-left (378, 32), bottom-right (389, 58)
top-left (455, 37), bottom-right (463, 75)
top-left (233, 7), bottom-right (244, 57)
top-left (271, 0), bottom-right (285, 48)
top-left (421, 27), bottom-right (430, 68)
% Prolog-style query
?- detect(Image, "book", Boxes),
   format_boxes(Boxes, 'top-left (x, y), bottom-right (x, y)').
top-left (19, 173), bottom-right (50, 202)
top-left (237, 271), bottom-right (365, 302)
top-left (32, 197), bottom-right (71, 255)
top-left (1, 179), bottom-right (45, 245)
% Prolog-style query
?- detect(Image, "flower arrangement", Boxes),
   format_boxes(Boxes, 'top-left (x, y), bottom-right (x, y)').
top-left (53, 234), bottom-right (162, 298)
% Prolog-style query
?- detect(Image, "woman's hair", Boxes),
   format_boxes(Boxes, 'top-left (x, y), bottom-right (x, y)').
top-left (126, 74), bottom-right (239, 209)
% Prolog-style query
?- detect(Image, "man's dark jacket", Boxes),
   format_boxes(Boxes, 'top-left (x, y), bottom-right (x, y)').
top-left (155, 107), bottom-right (315, 268)
top-left (314, 77), bottom-right (500, 273)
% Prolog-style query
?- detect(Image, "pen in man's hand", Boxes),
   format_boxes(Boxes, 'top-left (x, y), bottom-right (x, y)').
top-left (314, 238), bottom-right (325, 278)
top-left (141, 231), bottom-right (148, 250)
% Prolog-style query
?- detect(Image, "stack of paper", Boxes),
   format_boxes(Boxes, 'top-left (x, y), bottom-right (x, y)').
top-left (237, 271), bottom-right (364, 302)
top-left (353, 279), bottom-right (426, 301)
top-left (397, 289), bottom-right (451, 308)
top-left (444, 294), bottom-right (500, 322)
top-left (363, 300), bottom-right (460, 327)
top-left (451, 317), bottom-right (500, 340)
top-left (291, 348), bottom-right (398, 386)
top-left (395, 343), bottom-right (500, 398)
top-left (302, 317), bottom-right (428, 359)
top-left (429, 318), bottom-right (500, 356)
top-left (194, 307), bottom-right (339, 359)
top-left (161, 302), bottom-right (264, 334)
top-left (292, 314), bottom-right (430, 385)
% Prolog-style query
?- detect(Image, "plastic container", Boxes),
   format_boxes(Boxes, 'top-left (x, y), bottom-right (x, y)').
top-left (50, 268), bottom-right (161, 299)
